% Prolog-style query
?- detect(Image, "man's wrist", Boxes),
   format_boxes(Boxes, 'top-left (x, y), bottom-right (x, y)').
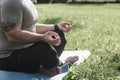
top-left (54, 24), bottom-right (59, 31)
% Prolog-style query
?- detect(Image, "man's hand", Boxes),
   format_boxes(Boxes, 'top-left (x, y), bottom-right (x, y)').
top-left (57, 22), bottom-right (73, 32)
top-left (42, 31), bottom-right (61, 46)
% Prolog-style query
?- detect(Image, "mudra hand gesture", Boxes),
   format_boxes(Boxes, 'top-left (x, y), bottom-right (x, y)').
top-left (42, 22), bottom-right (73, 46)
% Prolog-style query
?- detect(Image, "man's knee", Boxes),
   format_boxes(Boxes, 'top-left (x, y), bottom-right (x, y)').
top-left (41, 53), bottom-right (59, 69)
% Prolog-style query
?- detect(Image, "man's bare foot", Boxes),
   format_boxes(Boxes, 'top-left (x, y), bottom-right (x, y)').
top-left (38, 66), bottom-right (61, 77)
top-left (65, 56), bottom-right (79, 64)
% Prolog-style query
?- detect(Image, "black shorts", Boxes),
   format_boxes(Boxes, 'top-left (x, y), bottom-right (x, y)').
top-left (0, 29), bottom-right (66, 73)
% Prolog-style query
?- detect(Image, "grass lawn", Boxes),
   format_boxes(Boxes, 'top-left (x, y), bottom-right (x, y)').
top-left (36, 3), bottom-right (120, 80)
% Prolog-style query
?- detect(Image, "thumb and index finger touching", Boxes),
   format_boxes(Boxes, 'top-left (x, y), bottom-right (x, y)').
top-left (47, 31), bottom-right (61, 46)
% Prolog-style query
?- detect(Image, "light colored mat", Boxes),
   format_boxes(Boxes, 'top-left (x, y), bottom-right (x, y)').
top-left (51, 50), bottom-right (91, 80)
top-left (59, 50), bottom-right (91, 65)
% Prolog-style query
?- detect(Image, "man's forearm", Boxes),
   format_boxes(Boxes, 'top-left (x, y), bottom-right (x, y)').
top-left (5, 29), bottom-right (44, 44)
top-left (2, 22), bottom-right (44, 44)
top-left (36, 24), bottom-right (55, 34)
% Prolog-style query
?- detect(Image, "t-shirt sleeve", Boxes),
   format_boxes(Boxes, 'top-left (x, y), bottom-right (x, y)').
top-left (1, 0), bottom-right (23, 24)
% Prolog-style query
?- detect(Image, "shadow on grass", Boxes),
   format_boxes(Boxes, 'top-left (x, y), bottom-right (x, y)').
top-left (67, 1), bottom-right (120, 6)
top-left (69, 1), bottom-right (120, 4)
top-left (43, 17), bottom-right (62, 24)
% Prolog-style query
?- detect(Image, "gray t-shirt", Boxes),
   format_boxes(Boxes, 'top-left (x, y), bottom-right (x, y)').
top-left (0, 0), bottom-right (38, 58)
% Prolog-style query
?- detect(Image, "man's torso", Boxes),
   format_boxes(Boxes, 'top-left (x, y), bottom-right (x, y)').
top-left (0, 0), bottom-right (38, 58)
